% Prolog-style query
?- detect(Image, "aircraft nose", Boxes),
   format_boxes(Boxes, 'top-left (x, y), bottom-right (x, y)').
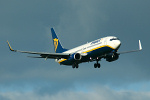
top-left (118, 40), bottom-right (121, 45)
top-left (115, 40), bottom-right (121, 50)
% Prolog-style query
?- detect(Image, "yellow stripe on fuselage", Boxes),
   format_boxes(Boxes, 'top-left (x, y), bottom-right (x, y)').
top-left (58, 59), bottom-right (67, 64)
top-left (82, 45), bottom-right (115, 53)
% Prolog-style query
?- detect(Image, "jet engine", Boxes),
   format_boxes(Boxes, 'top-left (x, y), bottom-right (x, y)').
top-left (74, 53), bottom-right (82, 60)
top-left (106, 53), bottom-right (119, 62)
top-left (68, 53), bottom-right (82, 61)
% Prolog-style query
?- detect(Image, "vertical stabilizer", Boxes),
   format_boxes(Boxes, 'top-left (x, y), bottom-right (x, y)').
top-left (51, 28), bottom-right (67, 53)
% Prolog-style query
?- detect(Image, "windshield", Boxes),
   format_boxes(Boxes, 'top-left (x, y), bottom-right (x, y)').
top-left (110, 38), bottom-right (120, 41)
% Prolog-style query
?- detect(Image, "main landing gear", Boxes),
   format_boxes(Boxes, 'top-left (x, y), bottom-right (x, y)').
top-left (94, 57), bottom-right (101, 68)
top-left (72, 57), bottom-right (101, 69)
top-left (72, 63), bottom-right (79, 69)
top-left (94, 63), bottom-right (101, 68)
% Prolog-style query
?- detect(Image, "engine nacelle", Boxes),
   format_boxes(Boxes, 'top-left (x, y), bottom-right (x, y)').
top-left (68, 53), bottom-right (83, 61)
top-left (106, 53), bottom-right (119, 62)
top-left (74, 53), bottom-right (82, 60)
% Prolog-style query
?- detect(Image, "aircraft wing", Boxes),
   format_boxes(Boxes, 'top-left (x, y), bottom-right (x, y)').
top-left (7, 41), bottom-right (70, 59)
top-left (117, 40), bottom-right (142, 54)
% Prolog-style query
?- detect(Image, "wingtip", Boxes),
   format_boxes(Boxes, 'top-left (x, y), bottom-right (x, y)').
top-left (139, 40), bottom-right (142, 50)
top-left (7, 40), bottom-right (15, 51)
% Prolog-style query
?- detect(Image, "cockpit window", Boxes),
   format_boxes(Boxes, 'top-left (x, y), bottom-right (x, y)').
top-left (110, 38), bottom-right (120, 41)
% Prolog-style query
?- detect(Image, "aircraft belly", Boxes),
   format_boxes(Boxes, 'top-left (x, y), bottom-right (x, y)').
top-left (60, 61), bottom-right (73, 65)
top-left (87, 46), bottom-right (113, 58)
top-left (59, 46), bottom-right (114, 66)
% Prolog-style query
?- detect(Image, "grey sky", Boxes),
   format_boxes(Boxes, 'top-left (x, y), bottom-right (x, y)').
top-left (0, 0), bottom-right (150, 100)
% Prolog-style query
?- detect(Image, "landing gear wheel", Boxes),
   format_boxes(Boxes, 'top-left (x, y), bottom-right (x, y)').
top-left (72, 63), bottom-right (79, 69)
top-left (98, 63), bottom-right (101, 68)
top-left (94, 57), bottom-right (101, 68)
top-left (94, 63), bottom-right (101, 68)
top-left (94, 63), bottom-right (97, 68)
top-left (72, 64), bottom-right (75, 69)
top-left (76, 64), bottom-right (79, 68)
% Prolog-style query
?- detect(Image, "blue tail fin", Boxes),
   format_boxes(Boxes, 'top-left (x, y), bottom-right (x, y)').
top-left (51, 28), bottom-right (68, 53)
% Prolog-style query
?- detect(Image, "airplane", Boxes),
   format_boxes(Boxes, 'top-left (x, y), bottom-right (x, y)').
top-left (7, 28), bottom-right (142, 69)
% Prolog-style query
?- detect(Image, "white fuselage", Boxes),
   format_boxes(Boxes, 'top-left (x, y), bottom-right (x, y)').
top-left (56, 36), bottom-right (121, 64)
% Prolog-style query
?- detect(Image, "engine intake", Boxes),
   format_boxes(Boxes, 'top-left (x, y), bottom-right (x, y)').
top-left (74, 53), bottom-right (82, 60)
top-left (106, 53), bottom-right (119, 62)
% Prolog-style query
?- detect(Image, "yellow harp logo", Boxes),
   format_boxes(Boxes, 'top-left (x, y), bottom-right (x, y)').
top-left (53, 38), bottom-right (58, 52)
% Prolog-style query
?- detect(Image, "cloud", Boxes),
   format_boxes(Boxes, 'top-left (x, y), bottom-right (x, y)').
top-left (0, 85), bottom-right (150, 100)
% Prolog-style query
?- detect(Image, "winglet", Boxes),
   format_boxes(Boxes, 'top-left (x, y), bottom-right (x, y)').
top-left (117, 40), bottom-right (142, 54)
top-left (7, 41), bottom-right (16, 52)
top-left (139, 40), bottom-right (142, 51)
